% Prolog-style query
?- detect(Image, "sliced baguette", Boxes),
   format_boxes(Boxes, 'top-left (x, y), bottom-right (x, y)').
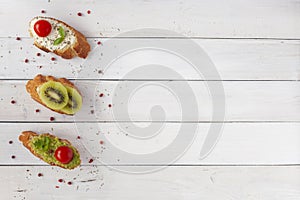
top-left (26, 74), bottom-right (82, 115)
top-left (29, 16), bottom-right (90, 59)
top-left (19, 131), bottom-right (81, 169)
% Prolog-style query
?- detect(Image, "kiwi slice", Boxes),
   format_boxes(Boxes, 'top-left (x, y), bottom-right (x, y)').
top-left (38, 81), bottom-right (69, 110)
top-left (60, 86), bottom-right (82, 114)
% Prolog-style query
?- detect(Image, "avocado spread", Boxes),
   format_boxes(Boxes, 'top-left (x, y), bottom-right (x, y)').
top-left (29, 134), bottom-right (80, 169)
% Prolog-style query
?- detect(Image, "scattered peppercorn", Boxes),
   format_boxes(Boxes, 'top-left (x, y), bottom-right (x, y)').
top-left (108, 104), bottom-right (112, 108)
top-left (41, 10), bottom-right (46, 14)
top-left (87, 10), bottom-right (91, 14)
top-left (67, 181), bottom-right (72, 185)
top-left (16, 37), bottom-right (21, 41)
top-left (58, 179), bottom-right (64, 183)
top-left (100, 140), bottom-right (104, 145)
top-left (38, 173), bottom-right (43, 177)
top-left (88, 158), bottom-right (94, 163)
top-left (9, 141), bottom-right (13, 144)
top-left (50, 117), bottom-right (55, 121)
top-left (77, 12), bottom-right (82, 16)
top-left (11, 100), bottom-right (16, 104)
top-left (24, 59), bottom-right (29, 63)
top-left (97, 41), bottom-right (101, 45)
top-left (35, 109), bottom-right (40, 113)
top-left (37, 53), bottom-right (41, 56)
top-left (99, 93), bottom-right (104, 97)
top-left (48, 149), bottom-right (54, 154)
top-left (11, 155), bottom-right (16, 159)
top-left (51, 57), bottom-right (56, 61)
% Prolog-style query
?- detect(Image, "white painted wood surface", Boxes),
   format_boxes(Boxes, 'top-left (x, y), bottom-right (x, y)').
top-left (1, 0), bottom-right (300, 199)
top-left (1, 80), bottom-right (300, 122)
top-left (1, 123), bottom-right (300, 165)
top-left (1, 0), bottom-right (300, 38)
top-left (1, 38), bottom-right (299, 80)
top-left (2, 166), bottom-right (300, 200)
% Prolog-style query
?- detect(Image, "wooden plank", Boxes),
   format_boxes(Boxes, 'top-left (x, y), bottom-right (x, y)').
top-left (0, 0), bottom-right (300, 38)
top-left (1, 166), bottom-right (300, 199)
top-left (1, 80), bottom-right (300, 122)
top-left (1, 122), bottom-right (300, 165)
top-left (0, 38), bottom-right (299, 80)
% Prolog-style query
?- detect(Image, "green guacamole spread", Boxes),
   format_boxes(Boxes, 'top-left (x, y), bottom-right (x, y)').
top-left (28, 134), bottom-right (80, 169)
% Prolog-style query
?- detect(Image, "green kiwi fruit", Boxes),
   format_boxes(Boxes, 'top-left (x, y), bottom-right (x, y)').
top-left (60, 86), bottom-right (82, 114)
top-left (38, 81), bottom-right (69, 110)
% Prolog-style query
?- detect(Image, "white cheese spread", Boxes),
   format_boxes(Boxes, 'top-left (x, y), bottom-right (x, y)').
top-left (29, 16), bottom-right (76, 51)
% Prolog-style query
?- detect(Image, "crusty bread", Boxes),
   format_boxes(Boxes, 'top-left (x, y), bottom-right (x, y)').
top-left (29, 16), bottom-right (90, 59)
top-left (19, 131), bottom-right (81, 169)
top-left (26, 74), bottom-right (82, 115)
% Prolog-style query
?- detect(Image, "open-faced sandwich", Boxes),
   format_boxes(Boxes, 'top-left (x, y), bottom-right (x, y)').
top-left (29, 16), bottom-right (90, 59)
top-left (26, 74), bottom-right (82, 115)
top-left (19, 131), bottom-right (81, 169)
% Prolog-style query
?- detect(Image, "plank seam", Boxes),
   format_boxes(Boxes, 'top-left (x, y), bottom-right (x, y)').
top-left (1, 164), bottom-right (300, 167)
top-left (2, 36), bottom-right (300, 41)
top-left (2, 121), bottom-right (300, 123)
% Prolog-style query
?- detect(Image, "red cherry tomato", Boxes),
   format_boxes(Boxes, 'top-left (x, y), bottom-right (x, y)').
top-left (54, 146), bottom-right (74, 164)
top-left (34, 20), bottom-right (52, 37)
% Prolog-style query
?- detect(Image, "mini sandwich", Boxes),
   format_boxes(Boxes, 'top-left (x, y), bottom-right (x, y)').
top-left (26, 74), bottom-right (82, 115)
top-left (19, 131), bottom-right (81, 169)
top-left (29, 16), bottom-right (90, 59)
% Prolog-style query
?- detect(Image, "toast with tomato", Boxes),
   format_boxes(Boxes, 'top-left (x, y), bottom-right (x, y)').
top-left (19, 131), bottom-right (81, 169)
top-left (29, 16), bottom-right (90, 59)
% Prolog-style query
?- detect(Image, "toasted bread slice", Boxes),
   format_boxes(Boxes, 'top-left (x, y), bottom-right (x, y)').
top-left (19, 131), bottom-right (81, 169)
top-left (29, 16), bottom-right (90, 59)
top-left (26, 74), bottom-right (82, 115)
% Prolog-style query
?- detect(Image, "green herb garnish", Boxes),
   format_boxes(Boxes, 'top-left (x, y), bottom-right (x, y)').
top-left (58, 26), bottom-right (65, 38)
top-left (53, 26), bottom-right (65, 45)
top-left (53, 37), bottom-right (64, 45)
top-left (33, 136), bottom-right (50, 151)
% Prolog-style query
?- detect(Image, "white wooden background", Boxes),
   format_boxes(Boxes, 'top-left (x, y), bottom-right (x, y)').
top-left (1, 0), bottom-right (300, 199)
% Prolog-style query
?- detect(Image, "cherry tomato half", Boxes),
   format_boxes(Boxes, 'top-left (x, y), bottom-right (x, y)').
top-left (34, 20), bottom-right (52, 37)
top-left (54, 146), bottom-right (74, 164)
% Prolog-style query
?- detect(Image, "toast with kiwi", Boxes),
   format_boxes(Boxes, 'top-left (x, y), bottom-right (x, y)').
top-left (29, 16), bottom-right (90, 59)
top-left (19, 131), bottom-right (81, 169)
top-left (26, 74), bottom-right (82, 115)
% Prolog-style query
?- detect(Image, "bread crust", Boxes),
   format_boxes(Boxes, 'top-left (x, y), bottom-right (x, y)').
top-left (26, 74), bottom-right (81, 115)
top-left (19, 131), bottom-right (81, 169)
top-left (29, 16), bottom-right (90, 59)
